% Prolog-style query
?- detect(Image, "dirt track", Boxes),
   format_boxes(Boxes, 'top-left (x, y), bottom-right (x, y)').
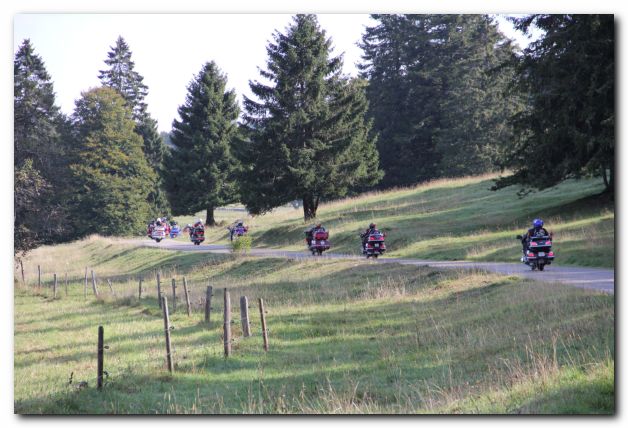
top-left (139, 239), bottom-right (615, 295)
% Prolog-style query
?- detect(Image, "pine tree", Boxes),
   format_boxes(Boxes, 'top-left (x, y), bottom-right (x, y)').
top-left (163, 61), bottom-right (240, 226)
top-left (98, 36), bottom-right (148, 121)
top-left (99, 35), bottom-right (170, 214)
top-left (240, 14), bottom-right (382, 221)
top-left (14, 39), bottom-right (72, 252)
top-left (137, 116), bottom-right (170, 215)
top-left (69, 87), bottom-right (156, 236)
top-left (359, 15), bottom-right (518, 187)
top-left (493, 14), bottom-right (614, 194)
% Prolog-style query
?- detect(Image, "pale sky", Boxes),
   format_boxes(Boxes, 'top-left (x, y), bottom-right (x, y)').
top-left (13, 13), bottom-right (530, 133)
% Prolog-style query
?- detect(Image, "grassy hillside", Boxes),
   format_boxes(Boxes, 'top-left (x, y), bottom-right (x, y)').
top-left (15, 238), bottom-right (614, 414)
top-left (176, 175), bottom-right (613, 268)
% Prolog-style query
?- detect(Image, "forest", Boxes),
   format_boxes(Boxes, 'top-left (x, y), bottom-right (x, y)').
top-left (14, 14), bottom-right (615, 256)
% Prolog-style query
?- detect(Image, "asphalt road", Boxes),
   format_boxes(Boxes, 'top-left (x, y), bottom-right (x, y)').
top-left (140, 239), bottom-right (615, 295)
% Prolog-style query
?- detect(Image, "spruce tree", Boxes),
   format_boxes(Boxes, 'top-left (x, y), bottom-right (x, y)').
top-left (359, 14), bottom-right (518, 187)
top-left (99, 35), bottom-right (170, 214)
top-left (163, 61), bottom-right (240, 226)
top-left (14, 39), bottom-right (72, 252)
top-left (98, 36), bottom-right (148, 121)
top-left (493, 14), bottom-right (614, 194)
top-left (69, 87), bottom-right (156, 236)
top-left (240, 14), bottom-right (381, 221)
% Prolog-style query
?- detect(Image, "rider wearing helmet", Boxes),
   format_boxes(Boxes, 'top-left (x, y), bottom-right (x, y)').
top-left (361, 223), bottom-right (378, 249)
top-left (521, 218), bottom-right (550, 257)
top-left (305, 222), bottom-right (326, 242)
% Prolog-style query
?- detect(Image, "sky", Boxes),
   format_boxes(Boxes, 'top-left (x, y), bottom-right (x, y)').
top-left (13, 13), bottom-right (533, 133)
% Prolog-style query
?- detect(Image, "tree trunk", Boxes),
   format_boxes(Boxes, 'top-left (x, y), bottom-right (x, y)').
top-left (205, 206), bottom-right (216, 227)
top-left (302, 195), bottom-right (317, 222)
top-left (601, 165), bottom-right (609, 189)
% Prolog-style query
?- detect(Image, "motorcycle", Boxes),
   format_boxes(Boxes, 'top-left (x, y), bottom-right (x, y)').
top-left (516, 234), bottom-right (555, 271)
top-left (361, 230), bottom-right (386, 258)
top-left (305, 230), bottom-right (331, 256)
top-left (228, 224), bottom-right (249, 241)
top-left (187, 224), bottom-right (205, 245)
top-left (169, 223), bottom-right (181, 238)
top-left (151, 224), bottom-right (166, 243)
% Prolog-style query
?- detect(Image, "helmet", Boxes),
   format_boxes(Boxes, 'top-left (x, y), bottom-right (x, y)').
top-left (369, 223), bottom-right (376, 229)
top-left (533, 218), bottom-right (544, 228)
top-left (316, 223), bottom-right (322, 228)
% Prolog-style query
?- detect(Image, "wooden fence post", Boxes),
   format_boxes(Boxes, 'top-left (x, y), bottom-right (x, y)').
top-left (91, 270), bottom-right (99, 297)
top-left (240, 296), bottom-right (251, 337)
top-left (157, 272), bottom-right (162, 308)
top-left (65, 272), bottom-right (68, 296)
top-left (107, 279), bottom-right (116, 296)
top-left (183, 277), bottom-right (191, 317)
top-left (38, 265), bottom-right (41, 288)
top-left (20, 260), bottom-right (25, 286)
top-left (53, 273), bottom-right (57, 298)
top-left (205, 286), bottom-right (213, 324)
top-left (171, 278), bottom-right (177, 313)
top-left (259, 298), bottom-right (269, 352)
top-left (223, 289), bottom-right (231, 357)
top-left (84, 267), bottom-right (88, 299)
top-left (138, 277), bottom-right (143, 300)
top-left (97, 326), bottom-right (104, 390)
top-left (161, 295), bottom-right (174, 373)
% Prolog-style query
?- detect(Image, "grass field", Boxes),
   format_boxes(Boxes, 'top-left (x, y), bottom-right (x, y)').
top-left (14, 238), bottom-right (614, 414)
top-left (171, 174), bottom-right (614, 268)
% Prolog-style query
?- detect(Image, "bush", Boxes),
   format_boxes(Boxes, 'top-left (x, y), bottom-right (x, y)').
top-left (230, 234), bottom-right (252, 254)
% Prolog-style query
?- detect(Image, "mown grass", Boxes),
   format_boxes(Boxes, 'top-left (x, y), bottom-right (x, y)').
top-left (177, 174), bottom-right (614, 268)
top-left (15, 238), bottom-right (614, 414)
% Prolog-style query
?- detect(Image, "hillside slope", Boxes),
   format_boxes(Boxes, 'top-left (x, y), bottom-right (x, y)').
top-left (179, 175), bottom-right (614, 268)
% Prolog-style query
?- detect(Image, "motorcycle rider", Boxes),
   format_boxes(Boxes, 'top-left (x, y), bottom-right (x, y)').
top-left (520, 218), bottom-right (550, 259)
top-left (229, 219), bottom-right (248, 240)
top-left (360, 223), bottom-right (378, 250)
top-left (305, 222), bottom-right (326, 242)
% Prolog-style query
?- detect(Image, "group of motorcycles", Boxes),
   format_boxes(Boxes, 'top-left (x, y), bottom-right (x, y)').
top-left (147, 216), bottom-right (555, 270)
top-left (304, 224), bottom-right (386, 259)
top-left (147, 217), bottom-right (181, 243)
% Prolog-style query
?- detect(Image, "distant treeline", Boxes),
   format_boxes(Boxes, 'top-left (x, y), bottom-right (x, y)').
top-left (14, 14), bottom-right (614, 255)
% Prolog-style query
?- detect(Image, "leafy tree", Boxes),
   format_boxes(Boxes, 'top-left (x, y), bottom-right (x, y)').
top-left (359, 15), bottom-right (518, 188)
top-left (240, 14), bottom-right (381, 221)
top-left (14, 39), bottom-right (72, 253)
top-left (163, 61), bottom-right (240, 226)
top-left (493, 14), bottom-right (615, 194)
top-left (69, 87), bottom-right (156, 236)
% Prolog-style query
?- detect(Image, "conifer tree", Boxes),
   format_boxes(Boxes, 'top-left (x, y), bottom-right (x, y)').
top-left (99, 35), bottom-right (170, 214)
top-left (69, 87), bottom-right (155, 236)
top-left (493, 14), bottom-right (614, 194)
top-left (98, 36), bottom-right (148, 121)
top-left (163, 61), bottom-right (240, 226)
top-left (359, 14), bottom-right (517, 187)
top-left (14, 39), bottom-right (72, 252)
top-left (240, 14), bottom-right (381, 221)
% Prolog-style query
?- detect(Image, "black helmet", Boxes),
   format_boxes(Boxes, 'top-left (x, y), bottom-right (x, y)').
top-left (369, 223), bottom-right (376, 229)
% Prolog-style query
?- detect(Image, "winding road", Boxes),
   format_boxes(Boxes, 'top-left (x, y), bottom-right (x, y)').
top-left (140, 239), bottom-right (615, 295)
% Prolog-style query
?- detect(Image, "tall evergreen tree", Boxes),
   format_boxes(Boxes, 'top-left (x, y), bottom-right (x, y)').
top-left (14, 39), bottom-right (72, 253)
top-left (163, 61), bottom-right (240, 226)
top-left (359, 14), bottom-right (518, 188)
top-left (69, 87), bottom-right (156, 236)
top-left (240, 14), bottom-right (382, 221)
top-left (98, 36), bottom-right (148, 121)
top-left (493, 14), bottom-right (614, 194)
top-left (99, 35), bottom-right (170, 214)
